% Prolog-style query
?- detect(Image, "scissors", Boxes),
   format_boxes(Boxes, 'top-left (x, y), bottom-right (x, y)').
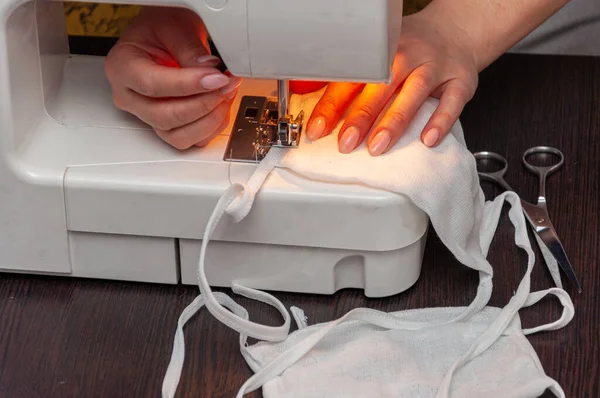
top-left (473, 146), bottom-right (582, 293)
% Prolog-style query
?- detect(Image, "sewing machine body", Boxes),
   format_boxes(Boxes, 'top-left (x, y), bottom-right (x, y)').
top-left (0, 0), bottom-right (429, 297)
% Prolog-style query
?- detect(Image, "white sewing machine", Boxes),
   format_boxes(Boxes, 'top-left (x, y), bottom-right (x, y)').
top-left (0, 0), bottom-right (429, 297)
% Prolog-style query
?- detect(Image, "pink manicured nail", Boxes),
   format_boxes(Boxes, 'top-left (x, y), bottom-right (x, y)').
top-left (338, 126), bottom-right (360, 154)
top-left (221, 76), bottom-right (243, 94)
top-left (368, 130), bottom-right (391, 156)
top-left (306, 117), bottom-right (326, 140)
top-left (423, 128), bottom-right (439, 147)
top-left (200, 74), bottom-right (230, 90)
top-left (196, 55), bottom-right (221, 66)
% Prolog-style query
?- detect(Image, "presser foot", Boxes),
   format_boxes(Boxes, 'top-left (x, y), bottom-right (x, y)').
top-left (224, 96), bottom-right (304, 163)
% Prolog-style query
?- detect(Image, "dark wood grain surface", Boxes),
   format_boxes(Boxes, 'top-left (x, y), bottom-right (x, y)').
top-left (0, 50), bottom-right (598, 398)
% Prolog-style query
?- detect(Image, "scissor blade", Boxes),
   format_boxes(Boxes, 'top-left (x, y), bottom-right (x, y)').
top-left (537, 225), bottom-right (582, 293)
top-left (520, 201), bottom-right (582, 292)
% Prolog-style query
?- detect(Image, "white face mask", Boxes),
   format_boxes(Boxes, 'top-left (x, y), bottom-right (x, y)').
top-left (241, 304), bottom-right (570, 398)
top-left (161, 93), bottom-right (575, 398)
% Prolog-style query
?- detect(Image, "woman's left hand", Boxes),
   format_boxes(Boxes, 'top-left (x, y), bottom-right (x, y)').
top-left (304, 10), bottom-right (480, 155)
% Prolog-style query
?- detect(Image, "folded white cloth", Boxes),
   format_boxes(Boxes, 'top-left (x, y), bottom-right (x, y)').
top-left (161, 91), bottom-right (575, 398)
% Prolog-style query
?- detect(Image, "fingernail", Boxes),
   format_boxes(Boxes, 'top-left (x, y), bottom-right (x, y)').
top-left (369, 130), bottom-right (391, 156)
top-left (306, 117), bottom-right (326, 140)
top-left (423, 128), bottom-right (439, 147)
top-left (201, 73), bottom-right (229, 90)
top-left (197, 55), bottom-right (221, 66)
top-left (338, 126), bottom-right (360, 154)
top-left (220, 76), bottom-right (243, 94)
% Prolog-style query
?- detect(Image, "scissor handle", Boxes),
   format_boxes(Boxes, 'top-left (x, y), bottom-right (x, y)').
top-left (522, 146), bottom-right (564, 207)
top-left (473, 151), bottom-right (513, 191)
top-left (473, 150), bottom-right (508, 176)
top-left (522, 146), bottom-right (564, 177)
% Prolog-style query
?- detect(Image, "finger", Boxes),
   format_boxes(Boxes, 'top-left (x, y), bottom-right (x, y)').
top-left (155, 98), bottom-right (234, 150)
top-left (155, 16), bottom-right (216, 69)
top-left (336, 82), bottom-right (398, 154)
top-left (420, 82), bottom-right (471, 147)
top-left (106, 44), bottom-right (230, 98)
top-left (147, 48), bottom-right (220, 69)
top-left (367, 67), bottom-right (435, 156)
top-left (115, 85), bottom-right (235, 131)
top-left (194, 109), bottom-right (232, 148)
top-left (305, 82), bottom-right (364, 141)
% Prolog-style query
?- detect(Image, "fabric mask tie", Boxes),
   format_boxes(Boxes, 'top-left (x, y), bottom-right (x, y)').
top-left (521, 287), bottom-right (574, 335)
top-left (162, 148), bottom-right (292, 398)
top-left (435, 193), bottom-right (574, 397)
top-left (162, 292), bottom-right (252, 397)
top-left (197, 147), bottom-right (291, 342)
top-left (226, 147), bottom-right (286, 222)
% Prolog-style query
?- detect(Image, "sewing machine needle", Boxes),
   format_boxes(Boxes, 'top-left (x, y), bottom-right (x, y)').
top-left (278, 79), bottom-right (289, 118)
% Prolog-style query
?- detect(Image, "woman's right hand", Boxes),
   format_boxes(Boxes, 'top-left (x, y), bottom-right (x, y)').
top-left (104, 6), bottom-right (242, 149)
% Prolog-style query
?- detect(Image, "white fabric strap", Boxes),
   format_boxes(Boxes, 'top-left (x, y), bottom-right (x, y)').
top-left (436, 192), bottom-right (574, 396)
top-left (197, 147), bottom-right (291, 342)
top-left (196, 182), bottom-right (291, 341)
top-left (161, 292), bottom-right (251, 398)
top-left (522, 288), bottom-right (574, 335)
top-left (436, 192), bottom-right (538, 395)
top-left (475, 166), bottom-right (561, 288)
top-left (162, 148), bottom-right (291, 398)
top-left (226, 147), bottom-right (286, 222)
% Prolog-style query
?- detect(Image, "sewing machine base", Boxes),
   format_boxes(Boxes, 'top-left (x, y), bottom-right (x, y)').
top-left (180, 233), bottom-right (427, 296)
top-left (4, 229), bottom-right (427, 298)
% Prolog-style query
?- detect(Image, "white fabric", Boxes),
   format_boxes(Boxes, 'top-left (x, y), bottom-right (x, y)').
top-left (242, 304), bottom-right (571, 398)
top-left (161, 92), bottom-right (575, 398)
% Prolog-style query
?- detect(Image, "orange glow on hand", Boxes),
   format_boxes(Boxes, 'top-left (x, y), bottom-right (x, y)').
top-left (151, 54), bottom-right (181, 69)
top-left (289, 81), bottom-right (328, 94)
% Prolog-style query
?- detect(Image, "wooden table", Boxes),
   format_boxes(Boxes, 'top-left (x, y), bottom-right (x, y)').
top-left (1, 52), bottom-right (598, 398)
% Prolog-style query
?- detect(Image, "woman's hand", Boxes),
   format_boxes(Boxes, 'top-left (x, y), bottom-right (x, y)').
top-left (104, 7), bottom-right (242, 149)
top-left (305, 10), bottom-right (479, 155)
